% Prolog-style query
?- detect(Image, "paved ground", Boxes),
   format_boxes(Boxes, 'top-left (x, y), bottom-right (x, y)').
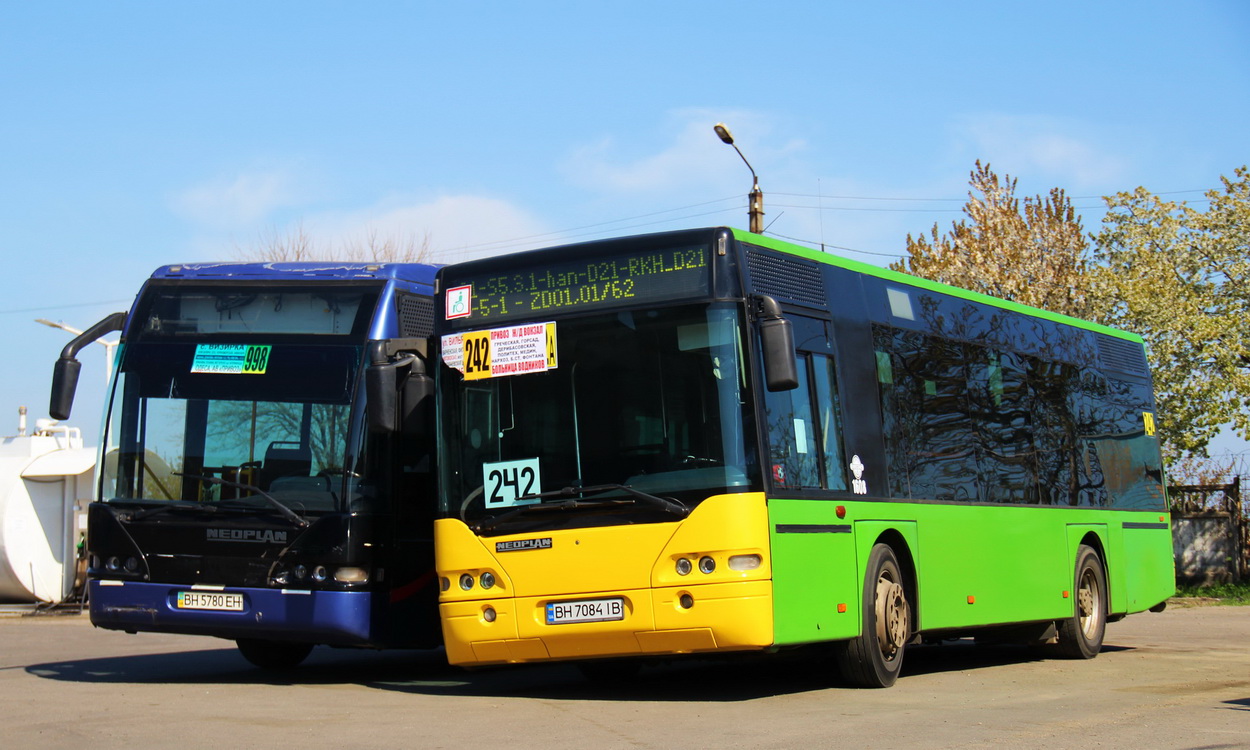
top-left (1, 604), bottom-right (1246, 749)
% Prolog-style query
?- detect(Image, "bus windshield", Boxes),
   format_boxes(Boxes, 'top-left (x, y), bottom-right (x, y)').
top-left (439, 302), bottom-right (760, 531)
top-left (102, 341), bottom-right (364, 515)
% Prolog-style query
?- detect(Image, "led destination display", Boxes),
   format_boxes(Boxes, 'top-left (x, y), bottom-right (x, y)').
top-left (444, 244), bottom-right (711, 325)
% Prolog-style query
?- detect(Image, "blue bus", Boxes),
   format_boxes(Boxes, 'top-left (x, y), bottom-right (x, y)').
top-left (50, 262), bottom-right (441, 668)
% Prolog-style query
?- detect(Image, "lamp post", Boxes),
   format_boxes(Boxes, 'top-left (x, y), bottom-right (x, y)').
top-left (714, 123), bottom-right (764, 234)
top-left (36, 318), bottom-right (118, 383)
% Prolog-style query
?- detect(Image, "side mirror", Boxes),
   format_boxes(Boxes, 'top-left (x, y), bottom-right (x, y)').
top-left (757, 296), bottom-right (798, 391)
top-left (365, 338), bottom-right (434, 435)
top-left (47, 311), bottom-right (126, 420)
top-left (50, 357), bottom-right (82, 421)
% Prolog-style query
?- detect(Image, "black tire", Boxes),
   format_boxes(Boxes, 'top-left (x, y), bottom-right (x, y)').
top-left (1055, 544), bottom-right (1106, 659)
top-left (236, 639), bottom-right (314, 670)
top-left (837, 543), bottom-right (910, 688)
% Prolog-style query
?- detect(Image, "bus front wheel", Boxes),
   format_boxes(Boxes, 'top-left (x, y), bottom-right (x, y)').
top-left (1055, 545), bottom-right (1106, 659)
top-left (236, 639), bottom-right (314, 670)
top-left (838, 543), bottom-right (910, 688)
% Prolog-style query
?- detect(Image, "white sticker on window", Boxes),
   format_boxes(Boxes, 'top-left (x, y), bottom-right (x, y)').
top-left (482, 458), bottom-right (542, 508)
top-left (794, 418), bottom-right (809, 454)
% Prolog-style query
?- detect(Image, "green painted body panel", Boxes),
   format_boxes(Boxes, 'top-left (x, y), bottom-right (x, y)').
top-left (768, 498), bottom-right (1175, 647)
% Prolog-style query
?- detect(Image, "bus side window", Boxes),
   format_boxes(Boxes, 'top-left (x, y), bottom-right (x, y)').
top-left (763, 353), bottom-right (849, 491)
top-left (811, 354), bottom-right (849, 491)
top-left (763, 356), bottom-right (819, 488)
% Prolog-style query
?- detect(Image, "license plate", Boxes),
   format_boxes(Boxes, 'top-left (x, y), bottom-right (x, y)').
top-left (176, 591), bottom-right (244, 611)
top-left (545, 597), bottom-right (625, 625)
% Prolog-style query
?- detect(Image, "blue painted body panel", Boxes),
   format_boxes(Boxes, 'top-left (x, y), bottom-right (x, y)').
top-left (90, 580), bottom-right (378, 646)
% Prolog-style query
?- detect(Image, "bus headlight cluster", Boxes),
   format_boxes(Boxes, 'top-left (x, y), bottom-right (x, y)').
top-left (675, 556), bottom-right (718, 575)
top-left (103, 556), bottom-right (141, 574)
top-left (675, 554), bottom-right (763, 575)
top-left (456, 572), bottom-right (499, 591)
top-left (271, 564), bottom-right (365, 587)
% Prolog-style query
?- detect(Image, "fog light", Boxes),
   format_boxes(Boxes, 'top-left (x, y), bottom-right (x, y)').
top-left (480, 572), bottom-right (496, 589)
top-left (675, 558), bottom-right (693, 576)
top-left (679, 594), bottom-right (694, 609)
top-left (459, 573), bottom-right (475, 591)
top-left (483, 607), bottom-right (497, 622)
top-left (728, 554), bottom-right (762, 571)
top-left (698, 556), bottom-right (716, 574)
top-left (334, 566), bottom-right (369, 583)
top-left (311, 566), bottom-right (328, 583)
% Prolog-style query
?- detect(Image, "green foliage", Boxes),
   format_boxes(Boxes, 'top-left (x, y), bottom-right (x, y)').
top-left (893, 161), bottom-right (1097, 320)
top-left (1173, 581), bottom-right (1250, 605)
top-left (1092, 167), bottom-right (1250, 458)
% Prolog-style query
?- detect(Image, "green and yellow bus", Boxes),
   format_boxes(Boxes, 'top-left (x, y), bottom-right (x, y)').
top-left (432, 227), bottom-right (1172, 687)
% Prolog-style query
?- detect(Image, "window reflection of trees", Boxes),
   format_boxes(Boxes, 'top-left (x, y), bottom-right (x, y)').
top-left (872, 288), bottom-right (1163, 509)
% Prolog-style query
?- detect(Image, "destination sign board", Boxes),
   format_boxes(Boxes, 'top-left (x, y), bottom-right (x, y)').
top-left (442, 244), bottom-right (711, 326)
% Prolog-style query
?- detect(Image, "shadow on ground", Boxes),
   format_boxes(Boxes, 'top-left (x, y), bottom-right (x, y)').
top-left (23, 636), bottom-right (1130, 702)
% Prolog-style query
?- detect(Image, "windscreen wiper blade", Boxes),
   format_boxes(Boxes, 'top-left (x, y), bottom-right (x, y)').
top-left (175, 473), bottom-right (310, 528)
top-left (470, 484), bottom-right (687, 534)
top-left (547, 484), bottom-right (689, 518)
top-left (128, 500), bottom-right (222, 521)
top-left (470, 496), bottom-right (632, 533)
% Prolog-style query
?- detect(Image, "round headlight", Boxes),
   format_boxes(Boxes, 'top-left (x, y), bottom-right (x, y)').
top-left (106, 556), bottom-right (120, 571)
top-left (311, 566), bottom-right (328, 582)
top-left (440, 577), bottom-right (451, 592)
top-left (483, 607), bottom-right (497, 623)
top-left (675, 558), bottom-right (693, 576)
top-left (293, 564), bottom-right (307, 580)
top-left (124, 557), bottom-right (140, 573)
top-left (699, 556), bottom-right (716, 574)
top-left (459, 573), bottom-right (475, 591)
top-left (480, 572), bottom-right (496, 589)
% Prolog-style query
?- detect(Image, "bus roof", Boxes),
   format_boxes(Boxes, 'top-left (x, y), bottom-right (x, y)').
top-left (149, 261), bottom-right (440, 285)
top-left (734, 228), bottom-right (1141, 343)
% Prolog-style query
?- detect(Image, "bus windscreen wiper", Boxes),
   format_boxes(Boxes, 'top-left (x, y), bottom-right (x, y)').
top-left (175, 473), bottom-right (311, 528)
top-left (471, 484), bottom-right (688, 534)
top-left (128, 500), bottom-right (222, 521)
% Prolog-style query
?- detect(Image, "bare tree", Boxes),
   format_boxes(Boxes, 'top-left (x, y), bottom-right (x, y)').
top-left (235, 223), bottom-right (433, 264)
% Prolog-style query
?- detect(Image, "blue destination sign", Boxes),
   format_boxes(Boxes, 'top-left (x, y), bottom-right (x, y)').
top-left (444, 245), bottom-right (710, 325)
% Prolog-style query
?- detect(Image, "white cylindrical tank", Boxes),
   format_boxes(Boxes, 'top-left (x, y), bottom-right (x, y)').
top-left (0, 419), bottom-right (95, 604)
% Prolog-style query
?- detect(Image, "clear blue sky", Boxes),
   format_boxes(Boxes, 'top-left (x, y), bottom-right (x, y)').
top-left (2, 2), bottom-right (1247, 459)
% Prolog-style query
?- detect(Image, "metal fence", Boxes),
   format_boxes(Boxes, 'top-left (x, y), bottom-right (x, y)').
top-left (1168, 477), bottom-right (1245, 584)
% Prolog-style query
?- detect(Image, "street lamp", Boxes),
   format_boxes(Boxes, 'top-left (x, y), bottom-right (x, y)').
top-left (714, 123), bottom-right (764, 234)
top-left (36, 318), bottom-right (118, 383)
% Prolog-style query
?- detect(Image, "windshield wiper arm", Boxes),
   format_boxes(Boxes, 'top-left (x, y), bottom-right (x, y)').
top-left (175, 473), bottom-right (310, 528)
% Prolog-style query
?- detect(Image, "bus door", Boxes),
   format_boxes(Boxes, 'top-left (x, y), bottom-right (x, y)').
top-left (762, 313), bottom-right (861, 645)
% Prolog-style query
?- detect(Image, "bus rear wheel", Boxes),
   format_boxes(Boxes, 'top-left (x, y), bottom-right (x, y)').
top-left (1055, 545), bottom-right (1106, 659)
top-left (838, 543), bottom-right (910, 688)
top-left (236, 639), bottom-right (314, 670)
